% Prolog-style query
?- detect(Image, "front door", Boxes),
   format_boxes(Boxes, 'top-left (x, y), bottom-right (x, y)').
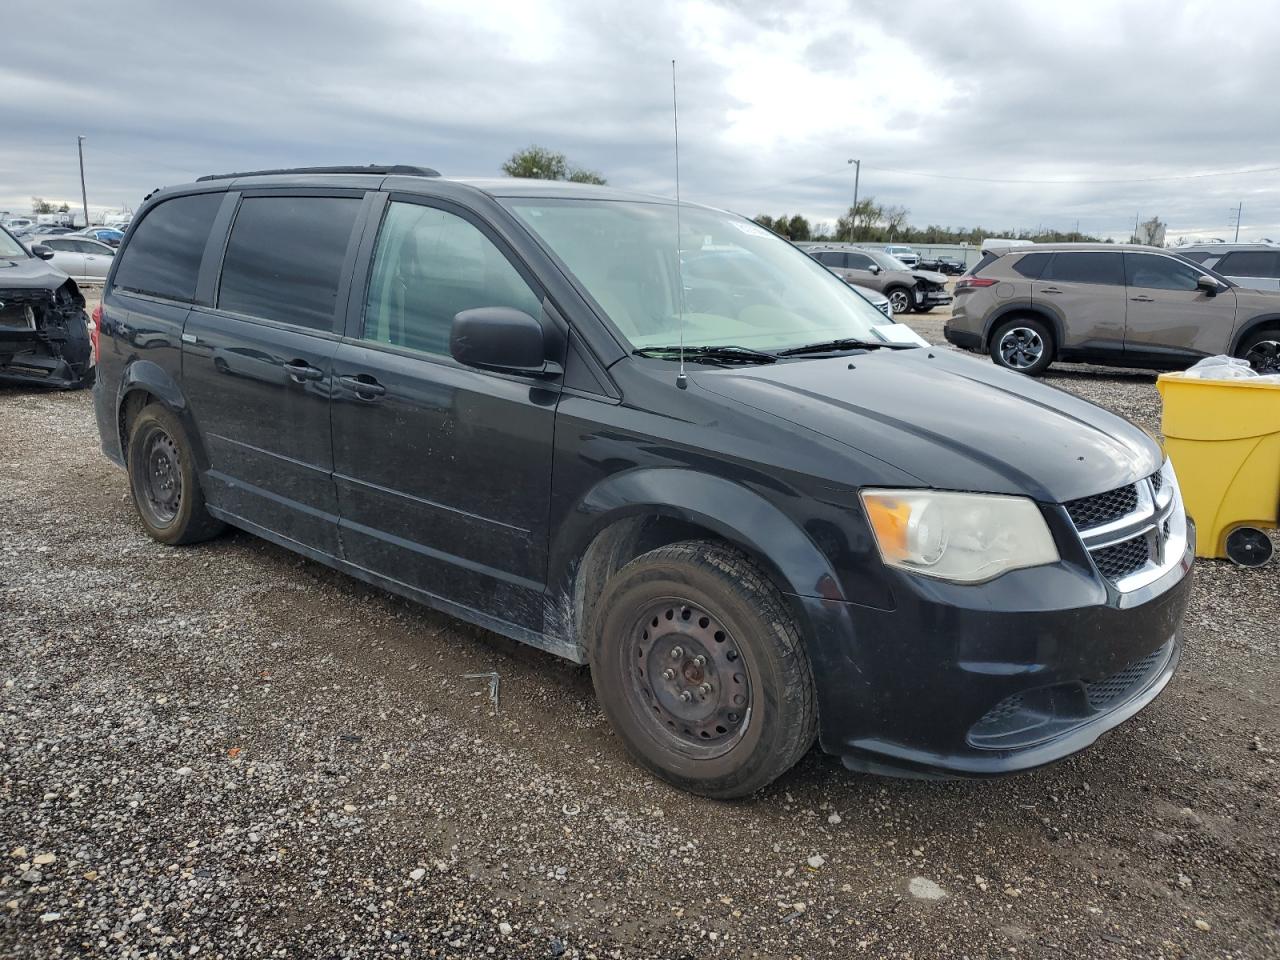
top-left (1122, 252), bottom-right (1236, 362)
top-left (182, 192), bottom-right (366, 554)
top-left (331, 197), bottom-right (561, 631)
top-left (1032, 250), bottom-right (1127, 352)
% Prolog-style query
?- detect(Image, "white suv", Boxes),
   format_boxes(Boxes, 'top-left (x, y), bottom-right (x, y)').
top-left (883, 244), bottom-right (919, 267)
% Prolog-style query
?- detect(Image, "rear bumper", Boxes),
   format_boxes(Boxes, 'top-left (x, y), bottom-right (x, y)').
top-left (943, 324), bottom-right (981, 351)
top-left (796, 521), bottom-right (1194, 779)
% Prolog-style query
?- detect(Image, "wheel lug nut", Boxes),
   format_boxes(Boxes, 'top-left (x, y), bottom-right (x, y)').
top-left (679, 691), bottom-right (692, 702)
top-left (693, 655), bottom-right (706, 667)
top-left (670, 646), bottom-right (683, 660)
top-left (698, 683), bottom-right (712, 696)
top-left (662, 669), bottom-right (675, 681)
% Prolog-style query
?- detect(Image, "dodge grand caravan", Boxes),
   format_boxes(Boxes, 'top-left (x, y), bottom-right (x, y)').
top-left (93, 167), bottom-right (1193, 797)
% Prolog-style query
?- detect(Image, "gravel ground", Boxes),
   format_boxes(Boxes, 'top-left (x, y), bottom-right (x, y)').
top-left (2, 289), bottom-right (1278, 958)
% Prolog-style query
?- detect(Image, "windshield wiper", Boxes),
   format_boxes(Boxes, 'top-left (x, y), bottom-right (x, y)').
top-left (633, 345), bottom-right (778, 365)
top-left (775, 338), bottom-right (917, 357)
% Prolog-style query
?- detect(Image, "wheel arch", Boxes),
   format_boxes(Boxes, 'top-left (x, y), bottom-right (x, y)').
top-left (1229, 312), bottom-right (1280, 355)
top-left (980, 301), bottom-right (1064, 351)
top-left (545, 469), bottom-right (846, 661)
top-left (115, 359), bottom-right (209, 469)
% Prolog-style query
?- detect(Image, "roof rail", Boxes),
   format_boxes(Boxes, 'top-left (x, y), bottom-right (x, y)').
top-left (196, 164), bottom-right (440, 182)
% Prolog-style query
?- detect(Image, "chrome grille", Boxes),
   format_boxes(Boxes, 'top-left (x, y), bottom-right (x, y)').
top-left (1064, 463), bottom-right (1185, 592)
top-left (1092, 537), bottom-right (1151, 580)
top-left (1065, 484), bottom-right (1138, 529)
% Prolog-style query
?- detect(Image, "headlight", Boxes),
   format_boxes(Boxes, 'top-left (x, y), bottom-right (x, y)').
top-left (861, 489), bottom-right (1059, 583)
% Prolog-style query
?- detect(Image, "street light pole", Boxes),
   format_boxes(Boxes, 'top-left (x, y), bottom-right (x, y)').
top-left (848, 158), bottom-right (860, 243)
top-left (77, 136), bottom-right (89, 227)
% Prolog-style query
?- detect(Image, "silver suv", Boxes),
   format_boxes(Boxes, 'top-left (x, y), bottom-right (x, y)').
top-left (945, 243), bottom-right (1280, 375)
top-left (1177, 243), bottom-right (1280, 292)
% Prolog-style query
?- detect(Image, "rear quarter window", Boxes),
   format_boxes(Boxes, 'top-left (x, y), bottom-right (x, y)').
top-left (112, 193), bottom-right (222, 302)
top-left (1010, 252), bottom-right (1052, 279)
top-left (968, 252), bottom-right (999, 276)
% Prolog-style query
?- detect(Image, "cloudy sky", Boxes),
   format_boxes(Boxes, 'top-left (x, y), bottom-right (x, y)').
top-left (4, 0), bottom-right (1278, 241)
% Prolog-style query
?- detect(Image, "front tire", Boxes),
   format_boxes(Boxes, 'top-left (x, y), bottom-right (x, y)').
top-left (886, 286), bottom-right (914, 315)
top-left (1238, 328), bottom-right (1280, 374)
top-left (990, 317), bottom-right (1055, 375)
top-left (126, 404), bottom-right (225, 545)
top-left (589, 541), bottom-right (817, 799)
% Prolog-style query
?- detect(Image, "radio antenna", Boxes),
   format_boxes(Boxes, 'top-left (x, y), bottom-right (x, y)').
top-left (672, 58), bottom-right (688, 390)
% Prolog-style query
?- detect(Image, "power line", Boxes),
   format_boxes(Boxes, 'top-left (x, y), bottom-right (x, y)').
top-left (732, 161), bottom-right (1280, 195)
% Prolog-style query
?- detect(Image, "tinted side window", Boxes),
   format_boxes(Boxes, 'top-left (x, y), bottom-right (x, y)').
top-left (1216, 251), bottom-right (1280, 278)
top-left (1011, 252), bottom-right (1052, 278)
top-left (217, 196), bottom-right (362, 331)
top-left (1043, 252), bottom-right (1124, 285)
top-left (813, 251), bottom-right (841, 266)
top-left (113, 193), bottom-right (222, 302)
top-left (363, 202), bottom-right (541, 357)
top-left (1124, 253), bottom-right (1203, 291)
top-left (1178, 251), bottom-right (1212, 264)
top-left (845, 252), bottom-right (875, 269)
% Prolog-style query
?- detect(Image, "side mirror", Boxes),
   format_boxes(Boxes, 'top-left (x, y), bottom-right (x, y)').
top-left (869, 264), bottom-right (881, 275)
top-left (30, 243), bottom-right (54, 261)
top-left (1196, 274), bottom-right (1221, 295)
top-left (450, 307), bottom-right (558, 376)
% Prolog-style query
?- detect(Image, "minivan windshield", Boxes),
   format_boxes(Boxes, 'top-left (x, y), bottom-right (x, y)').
top-left (505, 198), bottom-right (890, 352)
top-left (0, 228), bottom-right (28, 259)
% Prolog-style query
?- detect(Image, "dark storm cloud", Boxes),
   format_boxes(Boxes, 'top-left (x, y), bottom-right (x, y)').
top-left (2, 0), bottom-right (1276, 240)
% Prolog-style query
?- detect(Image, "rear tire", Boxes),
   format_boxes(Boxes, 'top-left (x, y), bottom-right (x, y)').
top-left (990, 316), bottom-right (1055, 375)
top-left (126, 404), bottom-right (225, 545)
top-left (588, 541), bottom-right (817, 799)
top-left (1237, 327), bottom-right (1280, 375)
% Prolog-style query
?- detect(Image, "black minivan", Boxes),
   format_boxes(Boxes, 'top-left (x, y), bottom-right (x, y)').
top-left (93, 166), bottom-right (1193, 797)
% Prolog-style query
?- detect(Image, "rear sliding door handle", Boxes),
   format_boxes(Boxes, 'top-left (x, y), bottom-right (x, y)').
top-left (1129, 295), bottom-right (1155, 302)
top-left (284, 359), bottom-right (325, 382)
top-left (338, 374), bottom-right (386, 399)
top-left (1039, 286), bottom-right (1062, 294)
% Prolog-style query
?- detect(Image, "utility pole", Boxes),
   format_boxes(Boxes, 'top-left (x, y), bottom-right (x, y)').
top-left (847, 158), bottom-right (860, 243)
top-left (77, 136), bottom-right (88, 227)
top-left (1233, 201), bottom-right (1243, 242)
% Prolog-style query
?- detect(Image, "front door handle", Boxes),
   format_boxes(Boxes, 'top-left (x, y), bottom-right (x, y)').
top-left (284, 359), bottom-right (325, 382)
top-left (1129, 295), bottom-right (1155, 302)
top-left (339, 374), bottom-right (387, 400)
top-left (1039, 286), bottom-right (1062, 294)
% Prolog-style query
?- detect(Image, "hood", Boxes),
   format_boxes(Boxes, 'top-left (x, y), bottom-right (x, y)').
top-left (911, 269), bottom-right (948, 285)
top-left (0, 254), bottom-right (70, 291)
top-left (694, 348), bottom-right (1161, 503)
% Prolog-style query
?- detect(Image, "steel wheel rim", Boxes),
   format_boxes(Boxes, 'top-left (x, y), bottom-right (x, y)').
top-left (999, 327), bottom-right (1044, 369)
top-left (889, 290), bottom-right (911, 313)
top-left (142, 429), bottom-right (182, 525)
top-left (1245, 339), bottom-right (1280, 375)
top-left (625, 599), bottom-right (752, 759)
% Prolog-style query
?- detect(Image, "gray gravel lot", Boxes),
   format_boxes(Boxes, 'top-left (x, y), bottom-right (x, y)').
top-left (2, 293), bottom-right (1278, 958)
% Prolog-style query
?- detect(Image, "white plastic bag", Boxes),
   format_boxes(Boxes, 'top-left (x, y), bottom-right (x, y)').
top-left (1174, 355), bottom-right (1261, 380)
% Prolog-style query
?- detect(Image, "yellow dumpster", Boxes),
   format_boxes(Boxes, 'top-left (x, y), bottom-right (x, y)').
top-left (1156, 373), bottom-right (1280, 566)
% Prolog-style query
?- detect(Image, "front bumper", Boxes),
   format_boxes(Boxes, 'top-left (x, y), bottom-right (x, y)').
top-left (796, 519), bottom-right (1194, 779)
top-left (917, 289), bottom-right (952, 308)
